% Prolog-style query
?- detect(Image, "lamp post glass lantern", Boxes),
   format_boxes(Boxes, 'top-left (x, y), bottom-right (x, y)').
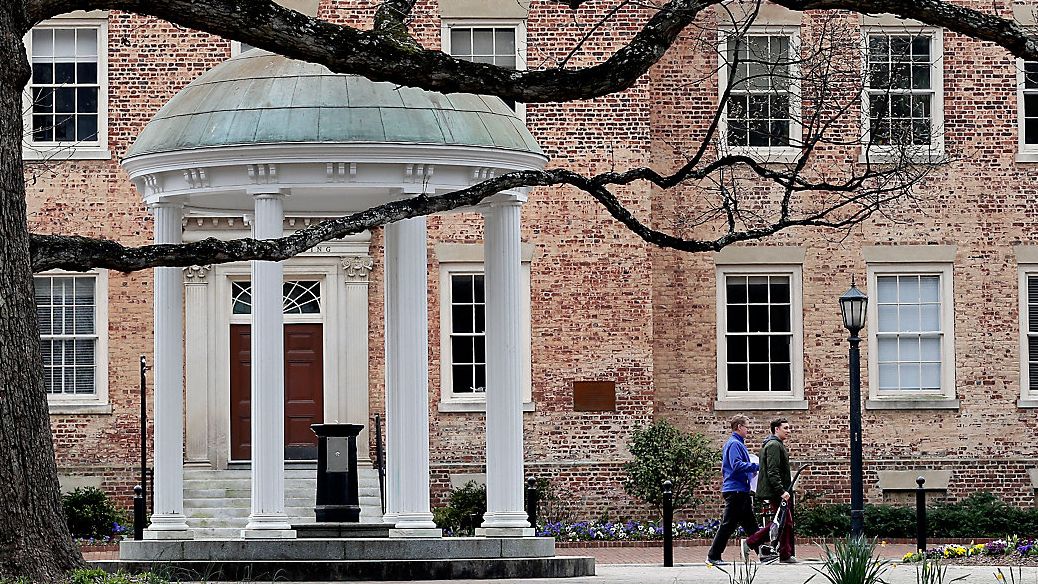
top-left (839, 280), bottom-right (868, 539)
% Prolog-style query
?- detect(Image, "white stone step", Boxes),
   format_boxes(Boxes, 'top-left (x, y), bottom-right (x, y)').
top-left (181, 466), bottom-right (383, 537)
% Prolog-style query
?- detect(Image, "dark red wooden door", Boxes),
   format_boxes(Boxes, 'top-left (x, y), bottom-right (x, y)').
top-left (229, 323), bottom-right (324, 461)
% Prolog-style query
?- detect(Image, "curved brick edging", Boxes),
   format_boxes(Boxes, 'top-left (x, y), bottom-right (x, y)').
top-left (80, 544), bottom-right (120, 553)
top-left (554, 537), bottom-right (995, 548)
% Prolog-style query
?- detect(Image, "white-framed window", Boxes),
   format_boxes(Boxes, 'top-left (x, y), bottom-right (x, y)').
top-left (1017, 59), bottom-right (1038, 161)
top-left (35, 270), bottom-right (109, 413)
top-left (438, 254), bottom-right (532, 411)
top-left (715, 265), bottom-right (805, 406)
top-left (718, 28), bottom-right (802, 161)
top-left (23, 17), bottom-right (109, 160)
top-left (866, 263), bottom-right (955, 404)
top-left (861, 27), bottom-right (944, 159)
top-left (441, 20), bottom-right (527, 118)
top-left (1019, 269), bottom-right (1038, 402)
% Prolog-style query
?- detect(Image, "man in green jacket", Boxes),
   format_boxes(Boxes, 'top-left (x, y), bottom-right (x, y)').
top-left (745, 418), bottom-right (798, 563)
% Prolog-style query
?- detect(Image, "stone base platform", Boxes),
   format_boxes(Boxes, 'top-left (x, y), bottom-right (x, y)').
top-left (293, 521), bottom-right (391, 538)
top-left (95, 537), bottom-right (595, 581)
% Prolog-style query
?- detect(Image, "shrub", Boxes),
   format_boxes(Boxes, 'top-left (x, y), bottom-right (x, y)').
top-left (432, 481), bottom-right (487, 535)
top-left (623, 420), bottom-right (719, 512)
top-left (798, 492), bottom-right (1038, 539)
top-left (62, 487), bottom-right (127, 540)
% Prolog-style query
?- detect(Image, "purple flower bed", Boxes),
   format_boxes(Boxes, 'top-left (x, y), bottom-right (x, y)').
top-left (535, 519), bottom-right (719, 542)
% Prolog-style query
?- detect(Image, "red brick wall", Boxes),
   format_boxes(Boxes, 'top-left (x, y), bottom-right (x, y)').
top-left (31, 1), bottom-right (1038, 521)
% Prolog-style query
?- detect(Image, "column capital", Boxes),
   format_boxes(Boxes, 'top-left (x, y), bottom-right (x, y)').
top-left (342, 255), bottom-right (374, 282)
top-left (182, 265), bottom-right (212, 282)
top-left (478, 194), bottom-right (526, 212)
top-left (247, 187), bottom-right (291, 198)
top-left (148, 200), bottom-right (184, 212)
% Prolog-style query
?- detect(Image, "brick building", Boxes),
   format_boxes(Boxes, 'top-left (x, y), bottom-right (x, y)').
top-left (25, 0), bottom-right (1038, 535)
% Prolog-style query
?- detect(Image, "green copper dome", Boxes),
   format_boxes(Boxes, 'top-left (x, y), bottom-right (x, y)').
top-left (126, 50), bottom-right (542, 157)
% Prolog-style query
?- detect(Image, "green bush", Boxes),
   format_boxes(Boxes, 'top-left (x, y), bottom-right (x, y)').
top-left (432, 481), bottom-right (487, 535)
top-left (622, 420), bottom-right (720, 512)
top-left (797, 492), bottom-right (1038, 538)
top-left (62, 487), bottom-right (127, 539)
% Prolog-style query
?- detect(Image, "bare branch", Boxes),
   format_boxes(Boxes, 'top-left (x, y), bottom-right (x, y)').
top-left (27, 0), bottom-right (711, 102)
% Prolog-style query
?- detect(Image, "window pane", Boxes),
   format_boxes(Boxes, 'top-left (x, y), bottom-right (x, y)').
top-left (450, 28), bottom-right (471, 55)
top-left (727, 336), bottom-right (747, 362)
top-left (727, 365), bottom-right (748, 391)
top-left (770, 364), bottom-right (791, 391)
top-left (877, 304), bottom-right (898, 332)
top-left (32, 63), bottom-right (53, 84)
top-left (78, 115), bottom-right (98, 141)
top-left (32, 29), bottom-right (53, 57)
top-left (726, 276), bottom-right (747, 303)
top-left (770, 336), bottom-right (790, 362)
top-left (747, 305), bottom-right (769, 332)
top-left (899, 363), bottom-right (921, 390)
top-left (495, 29), bottom-right (515, 56)
top-left (76, 28), bottom-right (97, 55)
top-left (747, 335), bottom-right (768, 362)
top-left (54, 29), bottom-right (76, 58)
top-left (920, 337), bottom-right (941, 361)
top-left (453, 364), bottom-right (474, 393)
top-left (920, 363), bottom-right (941, 389)
top-left (748, 364), bottom-right (769, 391)
top-left (746, 276), bottom-right (768, 303)
top-left (770, 306), bottom-right (790, 332)
top-left (472, 28), bottom-right (493, 54)
top-left (453, 305), bottom-right (474, 334)
top-left (899, 336), bottom-right (920, 361)
top-left (877, 337), bottom-right (897, 361)
top-left (727, 305), bottom-right (746, 333)
top-left (452, 274), bottom-right (472, 304)
top-left (452, 336), bottom-right (474, 364)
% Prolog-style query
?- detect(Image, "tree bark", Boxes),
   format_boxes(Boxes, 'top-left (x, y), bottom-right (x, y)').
top-left (0, 2), bottom-right (84, 580)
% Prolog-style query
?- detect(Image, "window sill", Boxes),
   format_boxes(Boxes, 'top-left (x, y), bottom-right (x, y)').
top-left (1017, 398), bottom-right (1038, 408)
top-left (1016, 152), bottom-right (1038, 164)
top-left (722, 147), bottom-right (803, 165)
top-left (438, 400), bottom-right (535, 413)
top-left (865, 397), bottom-right (959, 410)
top-left (48, 402), bottom-right (112, 415)
top-left (857, 149), bottom-right (947, 165)
top-left (23, 148), bottom-right (112, 161)
top-left (713, 398), bottom-right (808, 411)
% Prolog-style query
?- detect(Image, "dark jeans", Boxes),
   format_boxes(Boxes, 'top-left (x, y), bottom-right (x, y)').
top-left (746, 500), bottom-right (796, 559)
top-left (707, 491), bottom-right (759, 561)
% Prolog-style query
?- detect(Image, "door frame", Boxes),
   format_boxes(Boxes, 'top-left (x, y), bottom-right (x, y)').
top-left (214, 260), bottom-right (341, 466)
top-left (182, 224), bottom-right (373, 471)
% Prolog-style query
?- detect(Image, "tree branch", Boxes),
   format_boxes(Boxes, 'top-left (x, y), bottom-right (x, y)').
top-left (26, 0), bottom-right (710, 102)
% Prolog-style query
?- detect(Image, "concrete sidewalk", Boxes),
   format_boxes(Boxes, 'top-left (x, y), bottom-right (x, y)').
top-left (348, 563), bottom-right (1035, 584)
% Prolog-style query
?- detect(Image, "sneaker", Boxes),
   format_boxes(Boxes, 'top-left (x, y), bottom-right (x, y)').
top-left (707, 559), bottom-right (729, 566)
top-left (760, 553), bottom-right (779, 565)
top-left (740, 539), bottom-right (750, 563)
top-left (779, 556), bottom-right (800, 564)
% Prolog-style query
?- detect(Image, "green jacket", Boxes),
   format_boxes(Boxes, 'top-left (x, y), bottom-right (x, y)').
top-left (755, 435), bottom-right (791, 501)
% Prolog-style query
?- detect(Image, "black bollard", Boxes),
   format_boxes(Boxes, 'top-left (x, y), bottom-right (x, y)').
top-left (916, 476), bottom-right (927, 553)
top-left (662, 480), bottom-right (674, 567)
top-left (133, 485), bottom-right (145, 540)
top-left (526, 477), bottom-right (539, 529)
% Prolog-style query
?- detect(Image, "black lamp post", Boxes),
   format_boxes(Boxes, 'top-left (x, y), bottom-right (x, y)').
top-left (839, 279), bottom-right (868, 539)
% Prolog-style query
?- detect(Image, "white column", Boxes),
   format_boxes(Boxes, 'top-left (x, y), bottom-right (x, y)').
top-left (145, 202), bottom-right (193, 539)
top-left (183, 265), bottom-right (211, 464)
top-left (384, 217), bottom-right (439, 537)
top-left (243, 191), bottom-right (295, 538)
top-left (481, 200), bottom-right (534, 537)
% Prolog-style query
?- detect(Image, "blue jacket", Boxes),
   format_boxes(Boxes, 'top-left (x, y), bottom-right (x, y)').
top-left (721, 433), bottom-right (759, 493)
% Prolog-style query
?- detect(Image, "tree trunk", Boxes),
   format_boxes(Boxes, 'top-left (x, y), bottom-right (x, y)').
top-left (0, 3), bottom-right (85, 580)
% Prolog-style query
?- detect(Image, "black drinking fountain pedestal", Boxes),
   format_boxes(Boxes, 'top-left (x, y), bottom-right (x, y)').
top-left (294, 423), bottom-right (390, 538)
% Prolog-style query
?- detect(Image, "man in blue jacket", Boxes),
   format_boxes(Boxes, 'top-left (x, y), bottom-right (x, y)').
top-left (706, 414), bottom-right (760, 566)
